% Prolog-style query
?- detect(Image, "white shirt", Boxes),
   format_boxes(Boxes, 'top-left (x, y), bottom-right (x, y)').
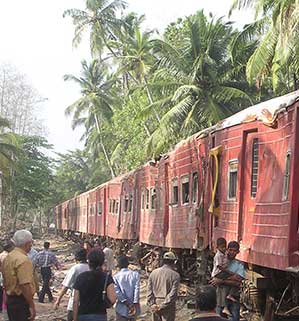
top-left (103, 247), bottom-right (115, 271)
top-left (212, 250), bottom-right (228, 277)
top-left (62, 262), bottom-right (89, 311)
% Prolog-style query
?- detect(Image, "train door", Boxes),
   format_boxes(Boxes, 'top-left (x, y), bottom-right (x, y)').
top-left (239, 131), bottom-right (259, 247)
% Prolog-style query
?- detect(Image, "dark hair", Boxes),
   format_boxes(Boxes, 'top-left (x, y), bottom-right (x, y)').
top-left (88, 249), bottom-right (105, 270)
top-left (118, 255), bottom-right (129, 269)
top-left (3, 240), bottom-right (14, 252)
top-left (196, 285), bottom-right (217, 311)
top-left (228, 241), bottom-right (240, 251)
top-left (84, 240), bottom-right (93, 247)
top-left (75, 248), bottom-right (87, 262)
top-left (216, 237), bottom-right (226, 247)
top-left (44, 242), bottom-right (50, 249)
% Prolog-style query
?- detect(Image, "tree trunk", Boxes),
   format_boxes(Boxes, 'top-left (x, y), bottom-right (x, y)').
top-left (143, 76), bottom-right (161, 123)
top-left (93, 114), bottom-right (116, 178)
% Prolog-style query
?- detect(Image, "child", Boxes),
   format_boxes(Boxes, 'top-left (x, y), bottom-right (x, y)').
top-left (212, 237), bottom-right (228, 278)
top-left (212, 238), bottom-right (240, 316)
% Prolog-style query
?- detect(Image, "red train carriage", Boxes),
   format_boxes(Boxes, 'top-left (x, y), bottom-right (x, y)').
top-left (87, 186), bottom-right (99, 235)
top-left (95, 184), bottom-right (107, 237)
top-left (68, 197), bottom-right (77, 232)
top-left (77, 190), bottom-right (89, 234)
top-left (60, 200), bottom-right (69, 232)
top-left (105, 177), bottom-right (122, 239)
top-left (139, 163), bottom-right (162, 247)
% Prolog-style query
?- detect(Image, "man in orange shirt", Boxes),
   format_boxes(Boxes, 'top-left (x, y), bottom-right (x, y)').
top-left (2, 230), bottom-right (36, 321)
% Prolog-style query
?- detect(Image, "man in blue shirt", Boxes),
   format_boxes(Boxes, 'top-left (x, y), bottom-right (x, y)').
top-left (113, 255), bottom-right (140, 321)
top-left (210, 241), bottom-right (245, 321)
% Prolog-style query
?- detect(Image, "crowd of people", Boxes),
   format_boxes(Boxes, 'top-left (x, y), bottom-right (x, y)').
top-left (0, 230), bottom-right (245, 321)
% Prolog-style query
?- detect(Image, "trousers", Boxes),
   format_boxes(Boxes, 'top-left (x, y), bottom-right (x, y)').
top-left (78, 314), bottom-right (107, 321)
top-left (152, 305), bottom-right (176, 321)
top-left (39, 266), bottom-right (53, 302)
top-left (6, 295), bottom-right (30, 321)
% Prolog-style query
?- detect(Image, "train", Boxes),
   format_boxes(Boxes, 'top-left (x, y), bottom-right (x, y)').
top-left (55, 90), bottom-right (299, 319)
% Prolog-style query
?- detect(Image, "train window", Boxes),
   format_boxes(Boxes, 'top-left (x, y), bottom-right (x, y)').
top-left (282, 151), bottom-right (291, 200)
top-left (125, 197), bottom-right (129, 213)
top-left (181, 175), bottom-right (190, 205)
top-left (128, 195), bottom-right (133, 213)
top-left (112, 200), bottom-right (116, 214)
top-left (115, 201), bottom-right (119, 214)
top-left (146, 189), bottom-right (150, 209)
top-left (141, 191), bottom-right (145, 209)
top-left (172, 178), bottom-right (178, 205)
top-left (64, 209), bottom-right (67, 218)
top-left (109, 199), bottom-right (112, 213)
top-left (192, 172), bottom-right (198, 203)
top-left (90, 205), bottom-right (94, 216)
top-left (251, 138), bottom-right (259, 197)
top-left (151, 188), bottom-right (157, 209)
top-left (228, 159), bottom-right (238, 200)
top-left (97, 202), bottom-right (102, 215)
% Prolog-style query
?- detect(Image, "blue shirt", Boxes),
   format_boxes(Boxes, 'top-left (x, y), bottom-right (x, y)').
top-left (113, 268), bottom-right (140, 318)
top-left (228, 259), bottom-right (245, 278)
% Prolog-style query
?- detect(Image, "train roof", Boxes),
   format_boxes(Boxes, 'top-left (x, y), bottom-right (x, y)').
top-left (172, 90), bottom-right (299, 151)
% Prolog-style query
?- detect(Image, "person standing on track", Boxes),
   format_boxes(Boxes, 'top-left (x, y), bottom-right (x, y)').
top-left (33, 241), bottom-right (60, 303)
top-left (114, 255), bottom-right (140, 321)
top-left (54, 248), bottom-right (89, 321)
top-left (147, 251), bottom-right (180, 321)
top-left (2, 230), bottom-right (36, 321)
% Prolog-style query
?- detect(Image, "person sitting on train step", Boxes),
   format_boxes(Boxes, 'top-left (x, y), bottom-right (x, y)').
top-left (210, 241), bottom-right (245, 321)
top-left (189, 285), bottom-right (228, 321)
top-left (54, 248), bottom-right (89, 321)
top-left (147, 251), bottom-right (180, 321)
top-left (33, 241), bottom-right (60, 303)
top-left (114, 255), bottom-right (140, 321)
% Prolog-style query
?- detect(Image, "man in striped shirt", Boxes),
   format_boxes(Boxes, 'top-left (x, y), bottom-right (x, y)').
top-left (33, 241), bottom-right (60, 303)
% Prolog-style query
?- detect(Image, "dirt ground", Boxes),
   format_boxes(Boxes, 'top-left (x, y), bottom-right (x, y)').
top-left (33, 235), bottom-right (196, 321)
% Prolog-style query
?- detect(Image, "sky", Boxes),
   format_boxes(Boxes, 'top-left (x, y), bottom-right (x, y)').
top-left (0, 0), bottom-right (252, 154)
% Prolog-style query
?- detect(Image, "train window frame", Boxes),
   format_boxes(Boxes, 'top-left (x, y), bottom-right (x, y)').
top-left (115, 200), bottom-right (119, 214)
top-left (228, 159), bottom-right (238, 201)
top-left (124, 196), bottom-right (129, 213)
top-left (97, 202), bottom-right (102, 215)
top-left (151, 188), bottom-right (157, 210)
top-left (109, 199), bottom-right (112, 214)
top-left (181, 175), bottom-right (190, 205)
top-left (282, 151), bottom-right (291, 201)
top-left (192, 172), bottom-right (199, 204)
top-left (128, 194), bottom-right (133, 213)
top-left (172, 178), bottom-right (179, 206)
top-left (251, 138), bottom-right (259, 198)
top-left (146, 188), bottom-right (150, 209)
top-left (112, 200), bottom-right (116, 214)
top-left (141, 190), bottom-right (145, 210)
top-left (90, 205), bottom-right (94, 216)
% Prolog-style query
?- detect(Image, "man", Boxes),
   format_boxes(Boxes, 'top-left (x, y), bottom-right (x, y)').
top-left (2, 230), bottom-right (36, 321)
top-left (147, 251), bottom-right (180, 321)
top-left (0, 240), bottom-right (15, 313)
top-left (103, 242), bottom-right (115, 273)
top-left (210, 241), bottom-right (245, 321)
top-left (28, 246), bottom-right (39, 297)
top-left (33, 241), bottom-right (60, 303)
top-left (189, 285), bottom-right (228, 321)
top-left (114, 255), bottom-right (140, 321)
top-left (54, 248), bottom-right (89, 321)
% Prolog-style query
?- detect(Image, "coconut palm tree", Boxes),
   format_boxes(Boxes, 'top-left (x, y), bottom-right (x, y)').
top-left (230, 0), bottom-right (299, 90)
top-left (64, 59), bottom-right (118, 177)
top-left (146, 11), bottom-right (251, 156)
top-left (63, 0), bottom-right (127, 58)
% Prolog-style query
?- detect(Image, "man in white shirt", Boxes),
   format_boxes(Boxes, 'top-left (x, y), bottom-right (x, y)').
top-left (103, 242), bottom-right (115, 273)
top-left (54, 249), bottom-right (89, 321)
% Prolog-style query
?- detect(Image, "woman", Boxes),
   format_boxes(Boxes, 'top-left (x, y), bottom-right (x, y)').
top-left (73, 250), bottom-right (116, 321)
